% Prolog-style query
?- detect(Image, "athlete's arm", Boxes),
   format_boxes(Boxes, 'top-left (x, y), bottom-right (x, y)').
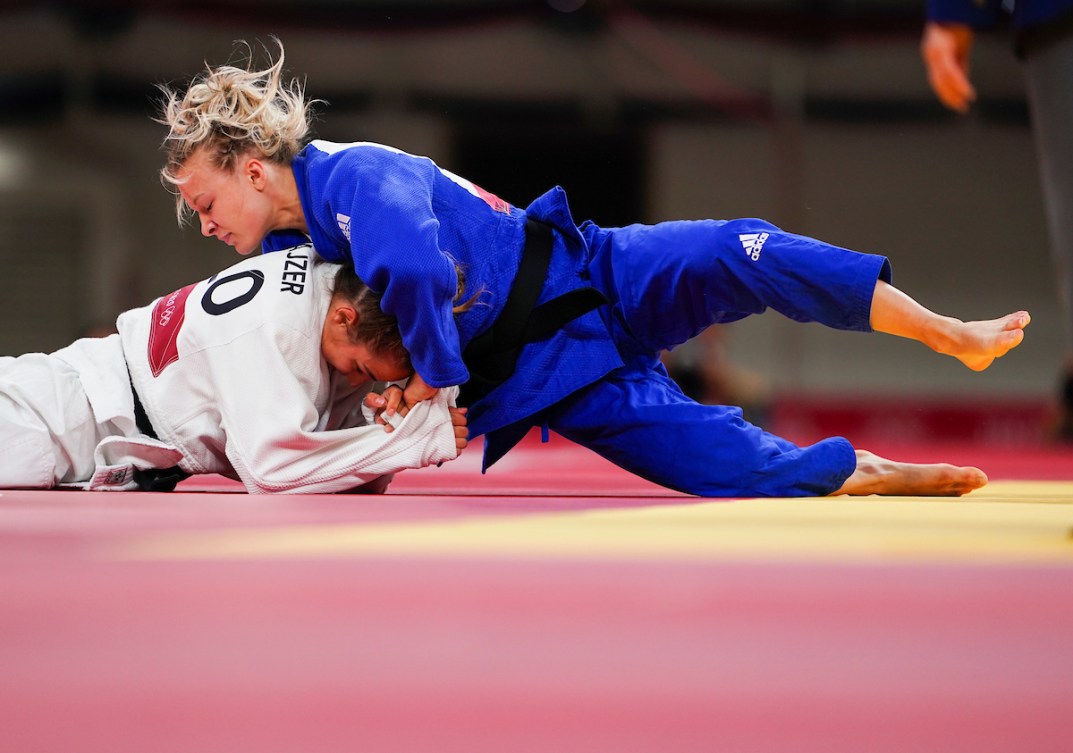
top-left (220, 365), bottom-right (462, 494)
top-left (339, 150), bottom-right (469, 390)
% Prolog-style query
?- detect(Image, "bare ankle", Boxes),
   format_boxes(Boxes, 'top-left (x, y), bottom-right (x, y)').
top-left (922, 315), bottom-right (963, 357)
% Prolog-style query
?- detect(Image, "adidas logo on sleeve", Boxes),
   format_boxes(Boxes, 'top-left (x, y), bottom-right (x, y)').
top-left (336, 213), bottom-right (352, 241)
top-left (739, 232), bottom-right (769, 261)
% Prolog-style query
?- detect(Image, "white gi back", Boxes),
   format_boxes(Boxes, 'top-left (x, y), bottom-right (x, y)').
top-left (110, 248), bottom-right (458, 493)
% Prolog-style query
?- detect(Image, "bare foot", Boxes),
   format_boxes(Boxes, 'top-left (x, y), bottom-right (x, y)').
top-left (833, 450), bottom-right (988, 496)
top-left (931, 311), bottom-right (1031, 371)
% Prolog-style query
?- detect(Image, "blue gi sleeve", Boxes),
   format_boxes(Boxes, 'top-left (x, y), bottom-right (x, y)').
top-left (333, 150), bottom-right (469, 389)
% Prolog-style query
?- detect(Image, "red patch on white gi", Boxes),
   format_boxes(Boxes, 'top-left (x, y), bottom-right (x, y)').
top-left (148, 282), bottom-right (196, 376)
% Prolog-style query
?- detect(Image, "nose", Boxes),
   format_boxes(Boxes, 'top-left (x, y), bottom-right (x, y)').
top-left (200, 216), bottom-right (216, 237)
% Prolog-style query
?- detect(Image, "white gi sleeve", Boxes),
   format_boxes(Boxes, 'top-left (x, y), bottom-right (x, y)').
top-left (210, 330), bottom-right (459, 494)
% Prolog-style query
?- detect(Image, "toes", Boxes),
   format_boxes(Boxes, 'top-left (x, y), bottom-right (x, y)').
top-left (1003, 328), bottom-right (1025, 348)
top-left (954, 467), bottom-right (988, 494)
top-left (1004, 311), bottom-right (1031, 330)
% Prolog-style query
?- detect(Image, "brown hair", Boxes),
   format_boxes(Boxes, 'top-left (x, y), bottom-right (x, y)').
top-left (332, 265), bottom-right (411, 372)
top-left (332, 262), bottom-right (482, 368)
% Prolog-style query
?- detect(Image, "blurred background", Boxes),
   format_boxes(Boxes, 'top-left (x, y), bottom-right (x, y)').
top-left (0, 0), bottom-right (1057, 443)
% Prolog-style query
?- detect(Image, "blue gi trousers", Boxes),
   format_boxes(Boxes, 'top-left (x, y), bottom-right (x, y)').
top-left (538, 218), bottom-right (892, 497)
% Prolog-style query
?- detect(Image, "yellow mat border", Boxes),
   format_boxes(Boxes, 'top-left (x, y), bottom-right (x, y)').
top-left (109, 481), bottom-right (1073, 565)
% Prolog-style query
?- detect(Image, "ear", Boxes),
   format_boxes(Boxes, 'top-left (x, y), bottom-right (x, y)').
top-left (243, 157), bottom-right (268, 191)
top-left (331, 303), bottom-right (359, 329)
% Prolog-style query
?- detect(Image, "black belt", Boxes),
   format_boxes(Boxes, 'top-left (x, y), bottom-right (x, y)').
top-left (129, 367), bottom-right (158, 439)
top-left (127, 365), bottom-right (189, 491)
top-left (458, 218), bottom-right (608, 406)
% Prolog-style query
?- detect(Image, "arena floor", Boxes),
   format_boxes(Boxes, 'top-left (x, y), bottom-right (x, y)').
top-left (2, 432), bottom-right (1071, 752)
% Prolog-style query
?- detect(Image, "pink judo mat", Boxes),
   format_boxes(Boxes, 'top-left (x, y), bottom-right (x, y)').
top-left (2, 430), bottom-right (1072, 753)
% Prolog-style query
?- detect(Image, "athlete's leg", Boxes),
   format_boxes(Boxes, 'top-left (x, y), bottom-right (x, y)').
top-left (548, 366), bottom-right (988, 497)
top-left (0, 350), bottom-right (111, 487)
top-left (869, 280), bottom-right (1030, 371)
top-left (584, 218), bottom-right (892, 354)
top-left (834, 449), bottom-right (987, 496)
top-left (584, 219), bottom-right (1029, 369)
top-left (546, 361), bottom-right (858, 497)
top-left (0, 355), bottom-right (65, 487)
top-left (1024, 30), bottom-right (1073, 432)
top-left (0, 400), bottom-right (56, 487)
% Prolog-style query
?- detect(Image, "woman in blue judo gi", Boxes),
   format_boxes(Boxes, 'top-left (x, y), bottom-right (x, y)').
top-left (155, 40), bottom-right (1029, 497)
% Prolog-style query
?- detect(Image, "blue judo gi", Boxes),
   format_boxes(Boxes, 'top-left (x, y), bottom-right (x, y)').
top-left (263, 140), bottom-right (892, 497)
top-left (927, 0), bottom-right (1073, 42)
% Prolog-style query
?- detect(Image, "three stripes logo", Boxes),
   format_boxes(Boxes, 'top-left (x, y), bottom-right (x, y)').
top-left (739, 232), bottom-right (769, 261)
top-left (336, 213), bottom-right (352, 242)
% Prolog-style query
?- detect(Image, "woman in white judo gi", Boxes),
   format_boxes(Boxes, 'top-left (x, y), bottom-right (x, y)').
top-left (0, 247), bottom-right (467, 493)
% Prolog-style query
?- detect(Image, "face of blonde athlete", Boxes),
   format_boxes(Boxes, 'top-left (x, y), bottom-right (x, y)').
top-left (321, 304), bottom-right (412, 388)
top-left (176, 148), bottom-right (277, 256)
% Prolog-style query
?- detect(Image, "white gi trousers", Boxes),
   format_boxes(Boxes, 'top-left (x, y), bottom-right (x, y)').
top-left (0, 335), bottom-right (146, 488)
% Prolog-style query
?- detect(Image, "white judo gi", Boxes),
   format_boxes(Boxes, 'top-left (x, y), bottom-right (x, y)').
top-left (0, 247), bottom-right (460, 493)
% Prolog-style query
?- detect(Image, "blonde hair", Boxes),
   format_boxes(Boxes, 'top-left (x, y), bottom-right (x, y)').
top-left (157, 38), bottom-right (318, 222)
